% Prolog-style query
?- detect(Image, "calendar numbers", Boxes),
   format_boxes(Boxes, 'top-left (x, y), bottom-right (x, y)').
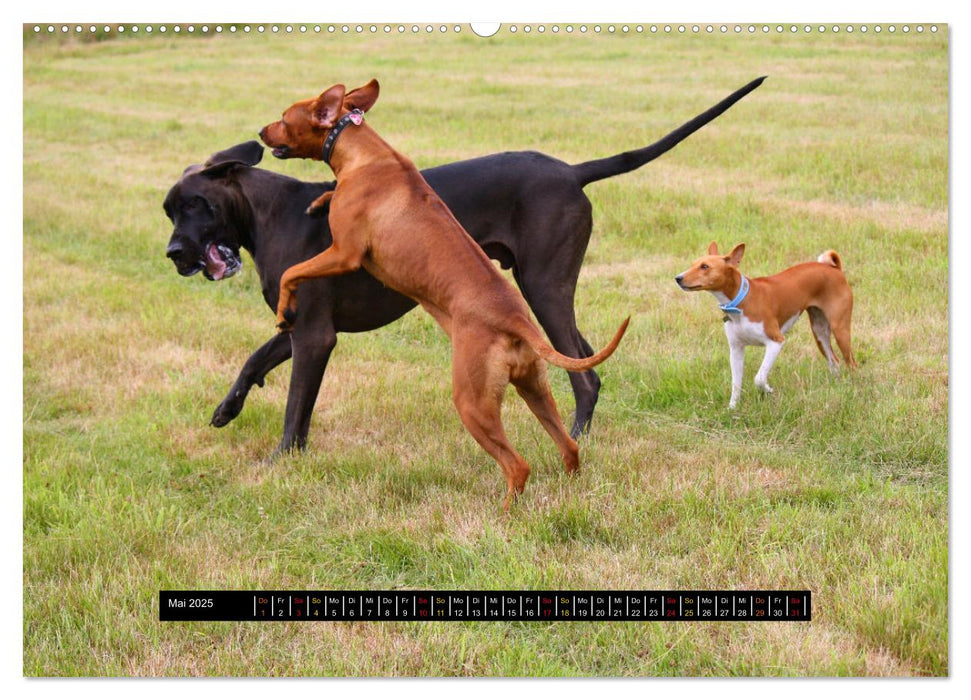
top-left (160, 590), bottom-right (811, 622)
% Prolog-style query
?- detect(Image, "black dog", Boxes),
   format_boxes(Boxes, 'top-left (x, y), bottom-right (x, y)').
top-left (164, 77), bottom-right (764, 455)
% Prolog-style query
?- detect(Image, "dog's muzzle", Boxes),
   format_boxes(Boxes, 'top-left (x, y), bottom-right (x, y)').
top-left (201, 243), bottom-right (242, 280)
top-left (167, 242), bottom-right (241, 281)
top-left (674, 275), bottom-right (701, 291)
top-left (259, 128), bottom-right (291, 159)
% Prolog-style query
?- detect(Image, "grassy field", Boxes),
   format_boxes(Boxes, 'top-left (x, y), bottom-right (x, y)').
top-left (23, 26), bottom-right (948, 676)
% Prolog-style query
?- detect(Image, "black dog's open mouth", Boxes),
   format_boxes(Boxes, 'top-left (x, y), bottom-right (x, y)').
top-left (202, 244), bottom-right (242, 281)
top-left (173, 259), bottom-right (206, 277)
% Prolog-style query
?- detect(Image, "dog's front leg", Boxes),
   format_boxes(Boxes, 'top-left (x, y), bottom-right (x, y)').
top-left (212, 333), bottom-right (293, 427)
top-left (276, 245), bottom-right (363, 331)
top-left (272, 323), bottom-right (338, 458)
top-left (728, 340), bottom-right (745, 409)
top-left (754, 340), bottom-right (783, 395)
top-left (306, 191), bottom-right (333, 217)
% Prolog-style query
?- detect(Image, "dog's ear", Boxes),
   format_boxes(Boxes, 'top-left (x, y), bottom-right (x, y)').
top-left (200, 141), bottom-right (265, 178)
top-left (708, 241), bottom-right (719, 255)
top-left (344, 79), bottom-right (380, 113)
top-left (311, 84), bottom-right (346, 129)
top-left (727, 243), bottom-right (746, 266)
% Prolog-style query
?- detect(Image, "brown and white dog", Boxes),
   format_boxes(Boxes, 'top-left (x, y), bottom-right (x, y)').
top-left (676, 242), bottom-right (856, 408)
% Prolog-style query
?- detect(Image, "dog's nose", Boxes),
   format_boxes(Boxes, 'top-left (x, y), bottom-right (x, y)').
top-left (166, 242), bottom-right (184, 260)
top-left (674, 275), bottom-right (683, 284)
top-left (258, 126), bottom-right (266, 140)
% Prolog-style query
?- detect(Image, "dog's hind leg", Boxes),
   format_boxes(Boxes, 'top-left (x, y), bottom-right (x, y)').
top-left (452, 337), bottom-right (531, 510)
top-left (513, 261), bottom-right (600, 438)
top-left (535, 310), bottom-right (601, 439)
top-left (506, 195), bottom-right (602, 439)
top-left (512, 360), bottom-right (580, 475)
top-left (829, 307), bottom-right (857, 368)
top-left (807, 306), bottom-right (839, 372)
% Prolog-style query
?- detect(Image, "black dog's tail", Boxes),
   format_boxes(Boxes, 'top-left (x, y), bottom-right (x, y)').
top-left (570, 76), bottom-right (766, 187)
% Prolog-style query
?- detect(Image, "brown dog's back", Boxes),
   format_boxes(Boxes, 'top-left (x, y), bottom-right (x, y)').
top-left (330, 140), bottom-right (629, 373)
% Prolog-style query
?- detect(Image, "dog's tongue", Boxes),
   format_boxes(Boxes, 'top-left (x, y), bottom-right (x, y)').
top-left (205, 244), bottom-right (227, 281)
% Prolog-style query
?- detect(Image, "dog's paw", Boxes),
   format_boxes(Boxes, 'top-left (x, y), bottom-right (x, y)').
top-left (569, 416), bottom-right (592, 441)
top-left (306, 191), bottom-right (332, 216)
top-left (728, 387), bottom-right (742, 409)
top-left (276, 307), bottom-right (298, 333)
top-left (211, 390), bottom-right (245, 427)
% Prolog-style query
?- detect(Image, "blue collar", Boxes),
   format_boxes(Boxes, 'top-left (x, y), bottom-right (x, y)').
top-left (719, 275), bottom-right (749, 314)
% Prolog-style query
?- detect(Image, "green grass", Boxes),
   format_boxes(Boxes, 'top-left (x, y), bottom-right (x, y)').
top-left (23, 27), bottom-right (947, 676)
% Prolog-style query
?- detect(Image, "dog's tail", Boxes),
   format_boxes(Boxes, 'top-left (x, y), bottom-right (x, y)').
top-left (512, 315), bottom-right (631, 372)
top-left (817, 250), bottom-right (843, 270)
top-left (570, 76), bottom-right (766, 187)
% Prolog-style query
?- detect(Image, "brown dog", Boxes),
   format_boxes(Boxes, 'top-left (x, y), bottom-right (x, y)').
top-left (259, 80), bottom-right (629, 508)
top-left (676, 242), bottom-right (856, 408)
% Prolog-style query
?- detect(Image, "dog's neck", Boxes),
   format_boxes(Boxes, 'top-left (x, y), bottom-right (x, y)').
top-left (709, 268), bottom-right (744, 307)
top-left (321, 109), bottom-right (364, 165)
top-left (235, 168), bottom-right (321, 254)
top-left (220, 175), bottom-right (257, 253)
top-left (325, 122), bottom-right (400, 176)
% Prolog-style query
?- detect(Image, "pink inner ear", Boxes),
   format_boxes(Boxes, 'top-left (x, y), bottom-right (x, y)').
top-left (315, 85), bottom-right (347, 127)
top-left (313, 102), bottom-right (337, 128)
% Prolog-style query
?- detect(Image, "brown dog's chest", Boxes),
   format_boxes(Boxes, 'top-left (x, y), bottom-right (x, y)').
top-left (329, 177), bottom-right (521, 319)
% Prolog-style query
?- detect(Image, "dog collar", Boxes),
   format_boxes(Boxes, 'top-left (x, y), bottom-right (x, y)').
top-left (321, 109), bottom-right (364, 165)
top-left (719, 275), bottom-right (749, 314)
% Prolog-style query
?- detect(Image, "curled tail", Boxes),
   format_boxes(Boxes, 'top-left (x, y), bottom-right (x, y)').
top-left (513, 316), bottom-right (631, 372)
top-left (817, 250), bottom-right (843, 270)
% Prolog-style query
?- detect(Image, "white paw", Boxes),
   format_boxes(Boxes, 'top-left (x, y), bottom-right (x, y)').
top-left (756, 381), bottom-right (773, 394)
top-left (729, 387), bottom-right (742, 409)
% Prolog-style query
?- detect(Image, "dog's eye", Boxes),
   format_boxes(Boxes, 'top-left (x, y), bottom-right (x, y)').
top-left (700, 263), bottom-right (709, 270)
top-left (185, 197), bottom-right (208, 213)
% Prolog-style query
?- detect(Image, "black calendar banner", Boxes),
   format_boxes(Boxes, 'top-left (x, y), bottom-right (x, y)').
top-left (159, 590), bottom-right (811, 622)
